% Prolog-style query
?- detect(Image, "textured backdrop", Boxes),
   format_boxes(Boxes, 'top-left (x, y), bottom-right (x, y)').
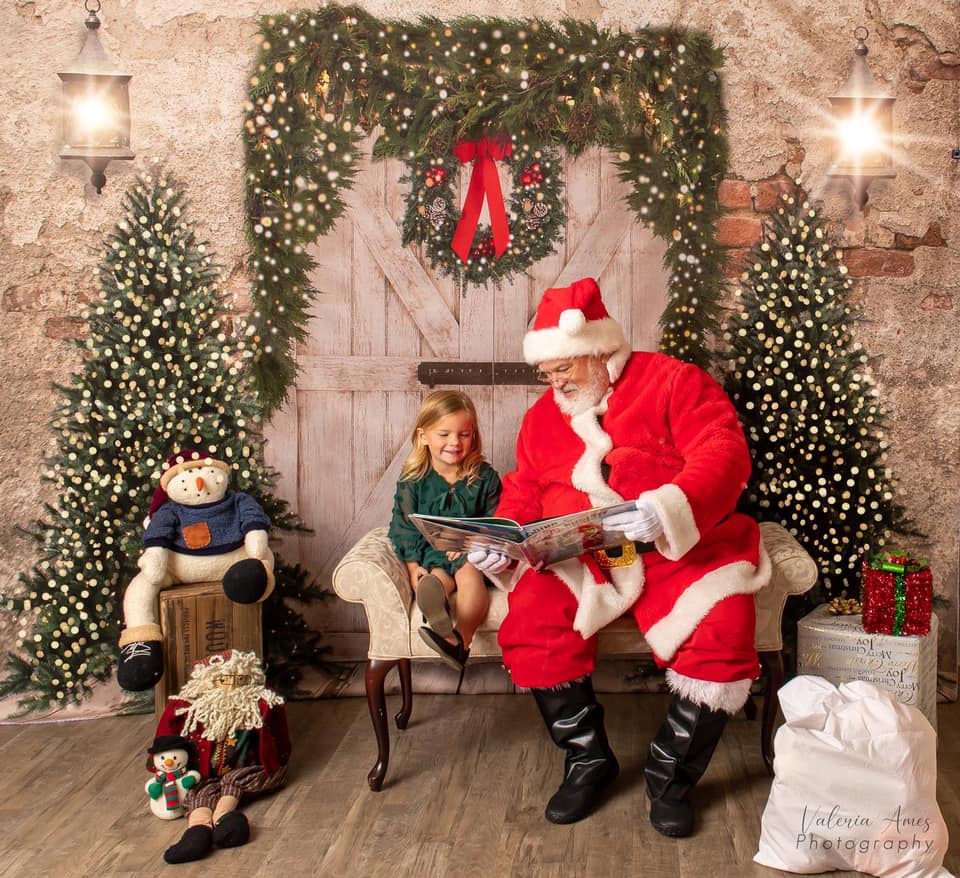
top-left (1, 0), bottom-right (956, 712)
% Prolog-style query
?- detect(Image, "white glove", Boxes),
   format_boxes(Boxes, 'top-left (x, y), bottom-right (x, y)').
top-left (467, 548), bottom-right (512, 574)
top-left (602, 497), bottom-right (664, 543)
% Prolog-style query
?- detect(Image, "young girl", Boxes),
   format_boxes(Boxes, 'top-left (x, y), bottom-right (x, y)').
top-left (388, 390), bottom-right (501, 671)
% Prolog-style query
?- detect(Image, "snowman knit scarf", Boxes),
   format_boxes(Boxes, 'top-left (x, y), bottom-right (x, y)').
top-left (155, 767), bottom-right (188, 810)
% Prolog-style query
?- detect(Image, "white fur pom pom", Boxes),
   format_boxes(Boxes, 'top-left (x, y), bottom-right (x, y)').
top-left (558, 308), bottom-right (586, 335)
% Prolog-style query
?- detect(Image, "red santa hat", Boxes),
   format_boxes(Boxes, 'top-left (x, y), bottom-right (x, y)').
top-left (148, 448), bottom-right (229, 517)
top-left (523, 277), bottom-right (630, 382)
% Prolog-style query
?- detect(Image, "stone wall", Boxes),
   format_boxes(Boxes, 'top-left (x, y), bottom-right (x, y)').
top-left (1, 0), bottom-right (957, 694)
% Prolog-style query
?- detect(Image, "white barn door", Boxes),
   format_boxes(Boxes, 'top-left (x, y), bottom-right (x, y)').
top-left (264, 138), bottom-right (668, 659)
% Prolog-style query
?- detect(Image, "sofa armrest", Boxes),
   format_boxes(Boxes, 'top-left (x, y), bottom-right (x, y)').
top-left (755, 522), bottom-right (819, 651)
top-left (331, 527), bottom-right (414, 659)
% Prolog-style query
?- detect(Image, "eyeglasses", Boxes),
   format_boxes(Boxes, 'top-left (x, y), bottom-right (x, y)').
top-left (215, 674), bottom-right (252, 686)
top-left (536, 363), bottom-right (575, 384)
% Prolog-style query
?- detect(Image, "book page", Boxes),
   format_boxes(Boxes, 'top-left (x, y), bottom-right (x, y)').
top-left (410, 501), bottom-right (652, 569)
top-left (408, 514), bottom-right (529, 562)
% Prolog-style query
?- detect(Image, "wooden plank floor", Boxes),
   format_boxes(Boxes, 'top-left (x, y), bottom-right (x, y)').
top-left (0, 693), bottom-right (956, 877)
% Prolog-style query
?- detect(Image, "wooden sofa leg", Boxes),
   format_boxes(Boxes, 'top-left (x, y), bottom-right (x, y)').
top-left (365, 658), bottom-right (399, 791)
top-left (758, 650), bottom-right (785, 777)
top-left (395, 658), bottom-right (412, 730)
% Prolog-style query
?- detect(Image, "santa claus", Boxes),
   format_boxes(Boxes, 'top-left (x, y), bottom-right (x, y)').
top-left (467, 277), bottom-right (769, 837)
top-left (153, 650), bottom-right (290, 864)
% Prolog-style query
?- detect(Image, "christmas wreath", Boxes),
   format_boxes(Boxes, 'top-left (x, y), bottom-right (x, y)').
top-left (401, 136), bottom-right (564, 287)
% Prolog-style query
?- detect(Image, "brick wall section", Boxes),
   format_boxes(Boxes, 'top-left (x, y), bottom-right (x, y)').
top-left (843, 248), bottom-right (915, 278)
top-left (716, 175), bottom-right (948, 280)
top-left (43, 317), bottom-right (87, 340)
top-left (716, 173), bottom-right (800, 278)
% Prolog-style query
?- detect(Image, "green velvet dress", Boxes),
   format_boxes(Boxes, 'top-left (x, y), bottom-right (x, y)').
top-left (388, 461), bottom-right (502, 576)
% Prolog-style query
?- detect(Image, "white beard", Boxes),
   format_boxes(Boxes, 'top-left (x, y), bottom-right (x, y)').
top-left (553, 364), bottom-right (611, 417)
top-left (176, 686), bottom-right (283, 742)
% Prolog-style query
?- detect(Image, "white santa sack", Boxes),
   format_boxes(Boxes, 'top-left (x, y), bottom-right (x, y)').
top-left (754, 675), bottom-right (953, 878)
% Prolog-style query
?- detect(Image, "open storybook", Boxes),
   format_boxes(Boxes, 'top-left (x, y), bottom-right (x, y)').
top-left (409, 500), bottom-right (654, 570)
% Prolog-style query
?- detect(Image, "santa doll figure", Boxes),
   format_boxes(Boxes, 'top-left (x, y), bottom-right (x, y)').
top-left (154, 650), bottom-right (291, 865)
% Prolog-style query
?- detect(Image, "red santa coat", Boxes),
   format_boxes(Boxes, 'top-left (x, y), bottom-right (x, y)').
top-left (493, 351), bottom-right (770, 683)
top-left (156, 698), bottom-right (291, 779)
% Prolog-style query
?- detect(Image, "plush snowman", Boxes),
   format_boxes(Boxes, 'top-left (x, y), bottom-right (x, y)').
top-left (145, 735), bottom-right (202, 820)
top-left (117, 449), bottom-right (275, 692)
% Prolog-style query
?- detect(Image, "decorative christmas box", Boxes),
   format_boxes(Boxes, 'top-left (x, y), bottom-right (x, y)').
top-left (861, 551), bottom-right (933, 636)
top-left (154, 580), bottom-right (263, 717)
top-left (797, 604), bottom-right (937, 728)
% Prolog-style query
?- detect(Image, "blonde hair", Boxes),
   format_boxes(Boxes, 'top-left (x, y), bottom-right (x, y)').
top-left (400, 390), bottom-right (485, 484)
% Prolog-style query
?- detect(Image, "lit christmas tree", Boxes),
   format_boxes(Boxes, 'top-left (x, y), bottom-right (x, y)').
top-left (722, 194), bottom-right (913, 598)
top-left (1, 174), bottom-right (326, 713)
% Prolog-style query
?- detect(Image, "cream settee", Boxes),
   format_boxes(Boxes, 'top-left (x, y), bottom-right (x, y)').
top-left (332, 520), bottom-right (818, 791)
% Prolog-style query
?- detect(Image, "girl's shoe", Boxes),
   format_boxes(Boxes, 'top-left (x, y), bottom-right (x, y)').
top-left (419, 627), bottom-right (470, 671)
top-left (415, 574), bottom-right (454, 638)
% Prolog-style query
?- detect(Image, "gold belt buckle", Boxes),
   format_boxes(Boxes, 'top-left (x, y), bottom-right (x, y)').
top-left (594, 542), bottom-right (638, 569)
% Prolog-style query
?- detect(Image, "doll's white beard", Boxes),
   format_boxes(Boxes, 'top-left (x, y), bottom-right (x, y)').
top-left (175, 685), bottom-right (284, 742)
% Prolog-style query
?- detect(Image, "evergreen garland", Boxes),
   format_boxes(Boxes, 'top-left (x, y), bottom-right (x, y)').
top-left (722, 194), bottom-right (914, 597)
top-left (0, 174), bottom-right (327, 714)
top-left (243, 6), bottom-right (730, 413)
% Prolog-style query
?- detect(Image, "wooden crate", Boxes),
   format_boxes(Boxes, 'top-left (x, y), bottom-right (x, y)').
top-left (155, 581), bottom-right (263, 716)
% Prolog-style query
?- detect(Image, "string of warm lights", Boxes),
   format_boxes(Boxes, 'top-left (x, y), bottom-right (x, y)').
top-left (0, 175), bottom-right (312, 713)
top-left (243, 6), bottom-right (731, 412)
top-left (722, 194), bottom-right (913, 597)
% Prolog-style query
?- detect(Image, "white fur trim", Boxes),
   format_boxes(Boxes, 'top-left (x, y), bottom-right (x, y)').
top-left (646, 483), bottom-right (700, 560)
top-left (607, 348), bottom-right (630, 383)
top-left (547, 558), bottom-right (644, 639)
top-left (568, 396), bottom-right (622, 506)
top-left (665, 669), bottom-right (754, 715)
top-left (643, 546), bottom-right (772, 663)
top-left (523, 316), bottom-right (627, 366)
top-left (558, 308), bottom-right (586, 334)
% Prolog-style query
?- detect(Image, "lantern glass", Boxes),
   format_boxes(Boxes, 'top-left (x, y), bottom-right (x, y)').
top-left (829, 95), bottom-right (895, 176)
top-left (61, 74), bottom-right (130, 150)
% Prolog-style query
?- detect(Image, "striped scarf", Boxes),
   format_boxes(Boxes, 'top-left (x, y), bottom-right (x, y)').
top-left (155, 768), bottom-right (187, 811)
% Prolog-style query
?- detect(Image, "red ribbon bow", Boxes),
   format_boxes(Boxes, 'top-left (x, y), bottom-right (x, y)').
top-left (450, 135), bottom-right (513, 263)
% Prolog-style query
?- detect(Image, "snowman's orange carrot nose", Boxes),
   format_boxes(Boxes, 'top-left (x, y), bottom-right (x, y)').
top-left (196, 476), bottom-right (205, 491)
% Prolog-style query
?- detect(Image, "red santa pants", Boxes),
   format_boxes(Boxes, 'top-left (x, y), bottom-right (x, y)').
top-left (497, 561), bottom-right (758, 689)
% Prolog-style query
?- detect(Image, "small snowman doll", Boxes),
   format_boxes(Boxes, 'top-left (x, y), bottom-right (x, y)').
top-left (145, 735), bottom-right (202, 820)
top-left (117, 449), bottom-right (275, 692)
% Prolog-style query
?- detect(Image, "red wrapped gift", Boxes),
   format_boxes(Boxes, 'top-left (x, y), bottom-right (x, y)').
top-left (861, 552), bottom-right (933, 636)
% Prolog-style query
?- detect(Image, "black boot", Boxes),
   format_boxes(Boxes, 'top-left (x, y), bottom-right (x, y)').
top-left (644, 695), bottom-right (728, 838)
top-left (531, 676), bottom-right (619, 824)
top-left (117, 639), bottom-right (164, 691)
top-left (223, 559), bottom-right (269, 604)
top-left (212, 810), bottom-right (250, 848)
top-left (164, 824), bottom-right (213, 864)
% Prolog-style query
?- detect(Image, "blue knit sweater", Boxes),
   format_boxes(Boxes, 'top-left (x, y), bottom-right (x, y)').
top-left (143, 493), bottom-right (270, 555)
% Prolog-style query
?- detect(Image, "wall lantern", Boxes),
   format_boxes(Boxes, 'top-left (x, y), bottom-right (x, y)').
top-left (827, 27), bottom-right (895, 209)
top-left (58, 0), bottom-right (134, 193)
